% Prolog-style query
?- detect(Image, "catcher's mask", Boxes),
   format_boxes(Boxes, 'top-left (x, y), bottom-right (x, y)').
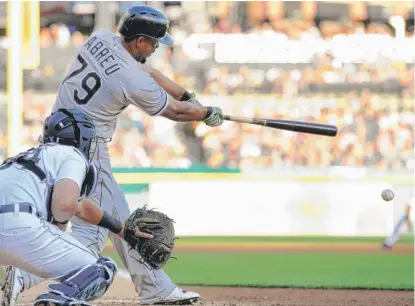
top-left (43, 108), bottom-right (96, 161)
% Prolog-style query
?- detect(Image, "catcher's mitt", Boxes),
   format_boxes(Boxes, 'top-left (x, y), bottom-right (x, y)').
top-left (124, 206), bottom-right (175, 269)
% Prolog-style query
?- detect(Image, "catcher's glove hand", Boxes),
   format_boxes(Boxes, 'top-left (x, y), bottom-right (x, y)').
top-left (124, 206), bottom-right (175, 269)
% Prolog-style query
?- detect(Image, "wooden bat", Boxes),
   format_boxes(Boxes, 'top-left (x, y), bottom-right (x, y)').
top-left (223, 115), bottom-right (337, 137)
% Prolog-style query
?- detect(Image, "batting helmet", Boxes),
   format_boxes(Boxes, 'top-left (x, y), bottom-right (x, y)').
top-left (117, 6), bottom-right (173, 46)
top-left (43, 108), bottom-right (96, 161)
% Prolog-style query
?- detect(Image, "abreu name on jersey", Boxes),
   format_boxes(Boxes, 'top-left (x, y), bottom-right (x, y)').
top-left (84, 34), bottom-right (121, 76)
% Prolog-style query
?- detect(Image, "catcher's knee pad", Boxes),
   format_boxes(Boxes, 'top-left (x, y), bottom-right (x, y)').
top-left (46, 256), bottom-right (118, 302)
top-left (98, 255), bottom-right (118, 277)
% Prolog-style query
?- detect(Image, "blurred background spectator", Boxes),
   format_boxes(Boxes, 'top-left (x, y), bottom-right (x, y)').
top-left (0, 1), bottom-right (413, 171)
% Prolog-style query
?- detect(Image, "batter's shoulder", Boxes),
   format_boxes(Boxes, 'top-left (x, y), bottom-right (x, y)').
top-left (90, 29), bottom-right (118, 40)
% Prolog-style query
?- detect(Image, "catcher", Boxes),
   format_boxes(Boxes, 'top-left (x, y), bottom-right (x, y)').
top-left (30, 204), bottom-right (174, 305)
top-left (0, 109), bottom-right (166, 306)
top-left (31, 204), bottom-right (175, 305)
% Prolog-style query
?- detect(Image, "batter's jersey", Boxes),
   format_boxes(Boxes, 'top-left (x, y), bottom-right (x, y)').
top-left (53, 30), bottom-right (169, 139)
top-left (0, 144), bottom-right (88, 218)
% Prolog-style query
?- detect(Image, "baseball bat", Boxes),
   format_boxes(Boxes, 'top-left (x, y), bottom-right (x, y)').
top-left (223, 115), bottom-right (337, 137)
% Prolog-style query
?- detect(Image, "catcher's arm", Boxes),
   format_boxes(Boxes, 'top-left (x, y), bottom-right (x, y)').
top-left (51, 178), bottom-right (82, 231)
top-left (75, 198), bottom-right (154, 239)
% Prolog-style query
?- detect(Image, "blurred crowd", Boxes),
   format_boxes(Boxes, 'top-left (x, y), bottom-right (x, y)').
top-left (193, 91), bottom-right (414, 171)
top-left (153, 17), bottom-right (414, 96)
top-left (22, 7), bottom-right (414, 96)
top-left (39, 23), bottom-right (88, 48)
top-left (0, 2), bottom-right (413, 171)
top-left (4, 88), bottom-right (411, 172)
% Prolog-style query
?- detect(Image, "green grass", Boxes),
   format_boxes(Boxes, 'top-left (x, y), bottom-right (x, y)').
top-left (172, 235), bottom-right (414, 245)
top-left (3, 236), bottom-right (412, 290)
top-left (102, 249), bottom-right (414, 290)
top-left (101, 236), bottom-right (414, 290)
top-left (104, 235), bottom-right (414, 247)
top-left (166, 252), bottom-right (413, 290)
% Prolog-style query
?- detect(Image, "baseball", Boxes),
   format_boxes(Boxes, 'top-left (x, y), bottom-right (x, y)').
top-left (381, 189), bottom-right (394, 201)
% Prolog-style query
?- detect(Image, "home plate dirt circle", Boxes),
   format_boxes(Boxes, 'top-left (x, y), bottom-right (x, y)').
top-left (16, 276), bottom-right (413, 306)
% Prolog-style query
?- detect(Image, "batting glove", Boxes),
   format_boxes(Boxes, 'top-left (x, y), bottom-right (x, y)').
top-left (183, 92), bottom-right (203, 107)
top-left (203, 106), bottom-right (224, 127)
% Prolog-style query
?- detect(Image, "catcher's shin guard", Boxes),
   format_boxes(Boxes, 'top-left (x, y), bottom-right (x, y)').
top-left (34, 256), bottom-right (117, 305)
top-left (33, 293), bottom-right (91, 306)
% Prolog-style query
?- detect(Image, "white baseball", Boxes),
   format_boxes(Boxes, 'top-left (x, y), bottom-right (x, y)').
top-left (381, 189), bottom-right (394, 201)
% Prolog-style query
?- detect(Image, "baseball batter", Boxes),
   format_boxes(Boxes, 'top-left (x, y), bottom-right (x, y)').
top-left (0, 109), bottom-right (154, 306)
top-left (4, 5), bottom-right (224, 306)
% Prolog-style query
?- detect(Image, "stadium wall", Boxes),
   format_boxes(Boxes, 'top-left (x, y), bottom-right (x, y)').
top-left (116, 167), bottom-right (414, 237)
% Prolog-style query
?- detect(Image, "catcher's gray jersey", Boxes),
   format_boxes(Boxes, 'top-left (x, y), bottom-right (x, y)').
top-left (0, 144), bottom-right (88, 218)
top-left (54, 30), bottom-right (168, 139)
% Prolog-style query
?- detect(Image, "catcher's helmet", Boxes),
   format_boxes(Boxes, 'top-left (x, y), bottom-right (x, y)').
top-left (117, 6), bottom-right (173, 46)
top-left (43, 108), bottom-right (95, 160)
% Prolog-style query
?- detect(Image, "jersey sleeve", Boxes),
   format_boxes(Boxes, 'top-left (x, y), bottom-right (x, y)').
top-left (54, 147), bottom-right (88, 191)
top-left (123, 69), bottom-right (169, 116)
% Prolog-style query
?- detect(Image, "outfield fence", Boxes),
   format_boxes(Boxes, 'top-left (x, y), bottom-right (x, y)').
top-left (117, 167), bottom-right (414, 237)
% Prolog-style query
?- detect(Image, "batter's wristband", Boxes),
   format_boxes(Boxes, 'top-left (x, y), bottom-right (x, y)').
top-left (204, 107), bottom-right (213, 120)
top-left (180, 91), bottom-right (192, 101)
top-left (98, 211), bottom-right (123, 234)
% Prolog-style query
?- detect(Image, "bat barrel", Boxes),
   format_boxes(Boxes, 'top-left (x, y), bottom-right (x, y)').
top-left (273, 120), bottom-right (337, 137)
top-left (223, 115), bottom-right (337, 137)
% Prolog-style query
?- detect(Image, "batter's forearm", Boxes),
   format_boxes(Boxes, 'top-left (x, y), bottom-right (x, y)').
top-left (161, 97), bottom-right (208, 122)
top-left (144, 66), bottom-right (186, 100)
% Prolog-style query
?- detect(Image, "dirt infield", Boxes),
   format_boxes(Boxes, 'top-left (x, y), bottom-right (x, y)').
top-left (173, 243), bottom-right (414, 254)
top-left (12, 243), bottom-right (414, 305)
top-left (15, 277), bottom-right (414, 306)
